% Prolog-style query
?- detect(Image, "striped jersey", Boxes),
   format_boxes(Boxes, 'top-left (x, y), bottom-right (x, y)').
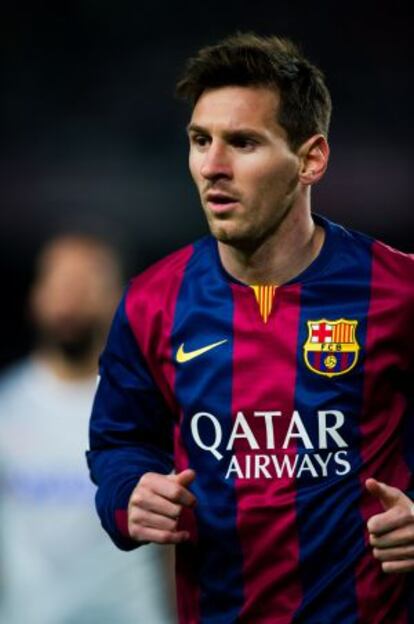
top-left (87, 214), bottom-right (414, 623)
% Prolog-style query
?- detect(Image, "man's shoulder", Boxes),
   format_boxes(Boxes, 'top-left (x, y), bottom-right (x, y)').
top-left (125, 235), bottom-right (213, 310)
top-left (328, 216), bottom-right (413, 276)
top-left (357, 231), bottom-right (414, 301)
top-left (132, 241), bottom-right (195, 290)
top-left (371, 236), bottom-right (414, 271)
top-left (343, 223), bottom-right (414, 302)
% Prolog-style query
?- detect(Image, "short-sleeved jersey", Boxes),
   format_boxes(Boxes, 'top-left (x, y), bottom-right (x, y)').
top-left (87, 214), bottom-right (414, 623)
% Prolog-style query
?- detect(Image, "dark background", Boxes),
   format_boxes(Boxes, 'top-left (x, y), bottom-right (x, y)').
top-left (1, 0), bottom-right (412, 368)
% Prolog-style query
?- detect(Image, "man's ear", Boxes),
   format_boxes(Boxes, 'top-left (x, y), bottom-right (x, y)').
top-left (297, 134), bottom-right (330, 185)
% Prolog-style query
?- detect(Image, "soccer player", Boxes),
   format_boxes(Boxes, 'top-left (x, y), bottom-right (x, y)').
top-left (87, 34), bottom-right (414, 623)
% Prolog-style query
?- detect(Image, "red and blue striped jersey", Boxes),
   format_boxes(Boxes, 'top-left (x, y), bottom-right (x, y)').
top-left (87, 214), bottom-right (414, 623)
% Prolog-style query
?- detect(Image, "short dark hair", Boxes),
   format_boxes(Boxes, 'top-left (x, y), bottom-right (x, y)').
top-left (176, 32), bottom-right (332, 150)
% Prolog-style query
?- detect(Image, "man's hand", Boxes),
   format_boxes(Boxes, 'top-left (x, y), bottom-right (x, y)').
top-left (366, 478), bottom-right (414, 573)
top-left (128, 468), bottom-right (196, 545)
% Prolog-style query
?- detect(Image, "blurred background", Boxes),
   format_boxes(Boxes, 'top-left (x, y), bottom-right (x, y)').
top-left (1, 0), bottom-right (412, 369)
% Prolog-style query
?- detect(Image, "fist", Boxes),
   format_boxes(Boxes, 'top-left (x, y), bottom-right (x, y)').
top-left (128, 468), bottom-right (196, 545)
top-left (366, 478), bottom-right (414, 573)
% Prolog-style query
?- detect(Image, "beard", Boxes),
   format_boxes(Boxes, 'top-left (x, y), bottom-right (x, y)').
top-left (37, 321), bottom-right (100, 364)
top-left (204, 194), bottom-right (295, 254)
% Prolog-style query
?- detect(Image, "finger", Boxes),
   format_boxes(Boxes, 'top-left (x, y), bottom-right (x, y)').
top-left (381, 560), bottom-right (414, 574)
top-left (140, 472), bottom-right (196, 507)
top-left (365, 478), bottom-right (403, 511)
top-left (130, 491), bottom-right (182, 519)
top-left (168, 469), bottom-right (197, 488)
top-left (373, 544), bottom-right (414, 562)
top-left (129, 525), bottom-right (190, 545)
top-left (129, 507), bottom-right (179, 532)
top-left (367, 506), bottom-right (414, 535)
top-left (369, 524), bottom-right (414, 548)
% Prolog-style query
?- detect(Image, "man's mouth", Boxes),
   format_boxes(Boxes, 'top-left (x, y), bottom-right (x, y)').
top-left (205, 192), bottom-right (239, 214)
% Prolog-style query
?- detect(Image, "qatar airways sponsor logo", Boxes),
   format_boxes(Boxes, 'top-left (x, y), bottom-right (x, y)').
top-left (190, 409), bottom-right (351, 479)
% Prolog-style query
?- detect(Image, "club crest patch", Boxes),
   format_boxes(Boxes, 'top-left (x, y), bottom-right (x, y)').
top-left (303, 319), bottom-right (359, 378)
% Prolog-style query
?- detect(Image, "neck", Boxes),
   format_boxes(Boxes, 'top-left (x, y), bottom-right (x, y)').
top-left (217, 201), bottom-right (324, 286)
top-left (34, 348), bottom-right (99, 382)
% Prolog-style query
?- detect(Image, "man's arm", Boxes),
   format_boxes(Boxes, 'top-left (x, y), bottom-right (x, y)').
top-left (86, 291), bottom-right (180, 550)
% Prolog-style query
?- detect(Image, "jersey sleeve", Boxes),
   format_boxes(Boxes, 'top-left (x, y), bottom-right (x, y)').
top-left (86, 290), bottom-right (175, 550)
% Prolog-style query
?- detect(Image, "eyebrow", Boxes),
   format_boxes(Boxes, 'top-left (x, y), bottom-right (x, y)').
top-left (186, 123), bottom-right (205, 135)
top-left (186, 123), bottom-right (266, 141)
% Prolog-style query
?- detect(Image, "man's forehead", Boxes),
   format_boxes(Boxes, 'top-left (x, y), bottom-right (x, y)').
top-left (189, 85), bottom-right (281, 131)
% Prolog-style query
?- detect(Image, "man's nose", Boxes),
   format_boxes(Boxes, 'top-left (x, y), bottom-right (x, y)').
top-left (200, 142), bottom-right (232, 180)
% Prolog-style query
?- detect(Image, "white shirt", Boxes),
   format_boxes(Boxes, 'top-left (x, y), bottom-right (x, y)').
top-left (0, 358), bottom-right (176, 624)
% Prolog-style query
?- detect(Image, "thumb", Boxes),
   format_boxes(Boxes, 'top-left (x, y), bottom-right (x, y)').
top-left (168, 468), bottom-right (196, 487)
top-left (365, 478), bottom-right (402, 510)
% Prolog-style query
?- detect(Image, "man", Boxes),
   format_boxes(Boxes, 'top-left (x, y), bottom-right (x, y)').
top-left (87, 34), bottom-right (414, 623)
top-left (0, 235), bottom-right (175, 624)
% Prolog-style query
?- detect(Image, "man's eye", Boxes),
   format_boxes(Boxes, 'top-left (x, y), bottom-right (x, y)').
top-left (232, 137), bottom-right (256, 150)
top-left (192, 135), bottom-right (209, 147)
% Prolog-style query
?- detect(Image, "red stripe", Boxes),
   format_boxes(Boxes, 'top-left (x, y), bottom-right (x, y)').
top-left (174, 415), bottom-right (200, 624)
top-left (340, 352), bottom-right (349, 371)
top-left (125, 244), bottom-right (200, 623)
top-left (313, 351), bottom-right (322, 370)
top-left (231, 283), bottom-right (302, 621)
top-left (126, 245), bottom-right (193, 413)
top-left (114, 509), bottom-right (130, 537)
top-left (355, 241), bottom-right (412, 623)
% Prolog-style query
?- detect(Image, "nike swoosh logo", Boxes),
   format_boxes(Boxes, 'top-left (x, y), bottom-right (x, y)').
top-left (176, 339), bottom-right (228, 363)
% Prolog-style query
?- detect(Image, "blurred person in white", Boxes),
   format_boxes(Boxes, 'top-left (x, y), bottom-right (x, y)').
top-left (0, 235), bottom-right (176, 624)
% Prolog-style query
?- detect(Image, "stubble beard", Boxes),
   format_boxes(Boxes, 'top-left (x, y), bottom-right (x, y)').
top-left (205, 213), bottom-right (254, 250)
top-left (204, 198), bottom-right (294, 255)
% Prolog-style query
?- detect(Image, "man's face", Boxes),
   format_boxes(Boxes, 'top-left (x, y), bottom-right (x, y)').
top-left (31, 240), bottom-right (121, 360)
top-left (188, 86), bottom-right (302, 248)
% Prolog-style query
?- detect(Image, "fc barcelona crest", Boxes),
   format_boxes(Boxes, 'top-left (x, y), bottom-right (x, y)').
top-left (303, 319), bottom-right (359, 378)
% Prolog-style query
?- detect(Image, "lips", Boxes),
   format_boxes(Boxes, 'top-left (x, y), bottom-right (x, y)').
top-left (206, 192), bottom-right (238, 203)
top-left (205, 192), bottom-right (239, 214)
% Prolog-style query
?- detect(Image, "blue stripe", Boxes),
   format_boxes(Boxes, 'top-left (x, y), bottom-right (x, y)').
top-left (293, 221), bottom-right (373, 623)
top-left (402, 399), bottom-right (414, 479)
top-left (172, 237), bottom-right (244, 623)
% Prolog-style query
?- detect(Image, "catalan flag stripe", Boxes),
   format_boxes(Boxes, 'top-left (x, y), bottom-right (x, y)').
top-left (250, 285), bottom-right (277, 323)
top-left (331, 323), bottom-right (355, 343)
